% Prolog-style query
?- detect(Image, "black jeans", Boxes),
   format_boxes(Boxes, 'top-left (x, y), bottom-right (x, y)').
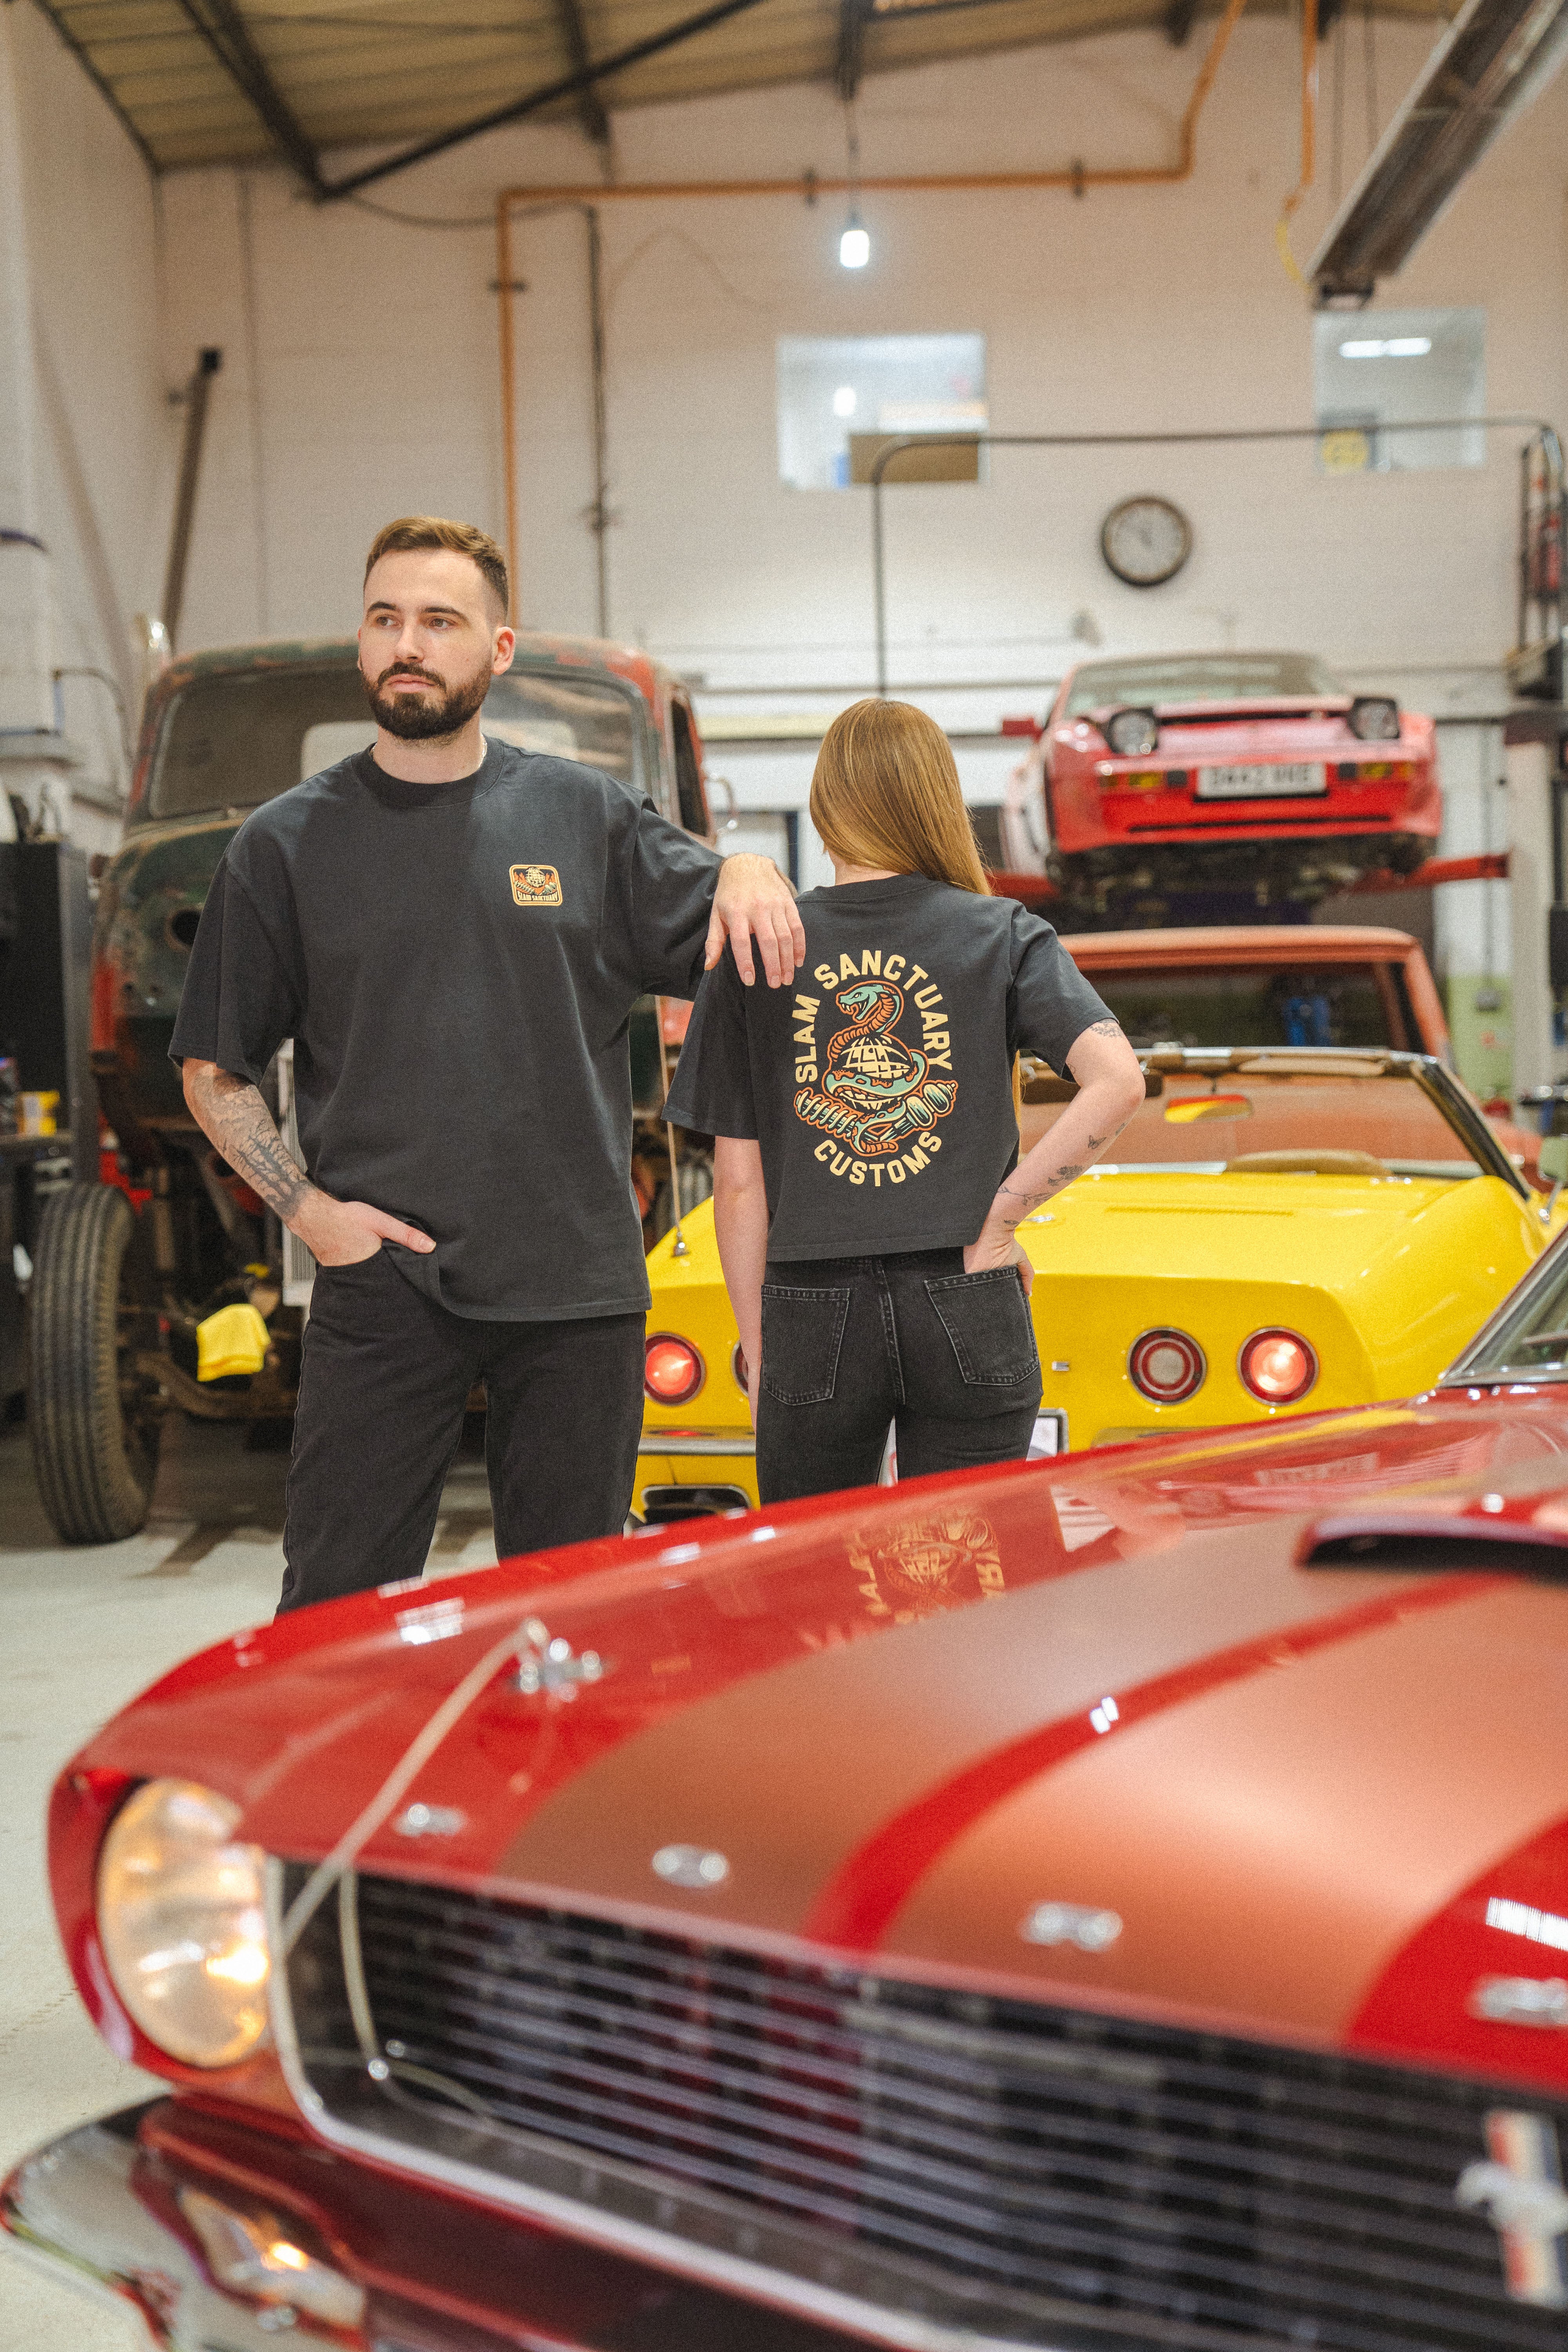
top-left (278, 1249), bottom-right (644, 1614)
top-left (755, 1248), bottom-right (1042, 1505)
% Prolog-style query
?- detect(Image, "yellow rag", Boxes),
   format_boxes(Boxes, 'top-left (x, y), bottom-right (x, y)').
top-left (196, 1302), bottom-right (270, 1382)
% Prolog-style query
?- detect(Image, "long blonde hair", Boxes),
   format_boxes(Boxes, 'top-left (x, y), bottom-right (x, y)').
top-left (810, 699), bottom-right (991, 896)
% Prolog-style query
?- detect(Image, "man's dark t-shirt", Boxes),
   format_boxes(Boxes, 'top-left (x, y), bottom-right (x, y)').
top-left (171, 739), bottom-right (720, 1319)
top-left (664, 874), bottom-right (1112, 1259)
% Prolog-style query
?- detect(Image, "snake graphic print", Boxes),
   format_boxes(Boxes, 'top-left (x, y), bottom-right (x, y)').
top-left (793, 955), bottom-right (958, 1179)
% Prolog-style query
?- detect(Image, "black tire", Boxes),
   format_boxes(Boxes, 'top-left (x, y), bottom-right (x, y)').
top-left (28, 1183), bottom-right (163, 1543)
top-left (650, 1154), bottom-right (714, 1245)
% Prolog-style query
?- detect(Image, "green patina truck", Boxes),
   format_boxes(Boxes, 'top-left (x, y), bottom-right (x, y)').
top-left (29, 633), bottom-right (718, 1543)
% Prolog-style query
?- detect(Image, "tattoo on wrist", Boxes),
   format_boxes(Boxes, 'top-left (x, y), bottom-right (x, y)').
top-left (200, 1071), bottom-right (312, 1221)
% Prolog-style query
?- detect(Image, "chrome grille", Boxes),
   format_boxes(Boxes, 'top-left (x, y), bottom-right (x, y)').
top-left (281, 1868), bottom-right (1566, 2352)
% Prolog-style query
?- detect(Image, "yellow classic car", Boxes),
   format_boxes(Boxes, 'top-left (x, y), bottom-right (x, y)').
top-left (635, 1048), bottom-right (1564, 1523)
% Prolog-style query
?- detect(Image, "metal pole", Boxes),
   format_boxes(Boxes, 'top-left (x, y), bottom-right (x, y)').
top-left (873, 468), bottom-right (888, 698)
top-left (664, 1123), bottom-right (688, 1256)
top-left (585, 205), bottom-right (610, 639)
top-left (868, 417), bottom-right (1563, 708)
top-left (654, 1000), bottom-right (688, 1257)
top-left (161, 347), bottom-right (223, 651)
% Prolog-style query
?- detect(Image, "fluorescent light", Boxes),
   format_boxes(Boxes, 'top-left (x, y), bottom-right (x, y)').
top-left (832, 384), bottom-right (857, 416)
top-left (839, 221), bottom-right (870, 269)
top-left (1339, 336), bottom-right (1432, 358)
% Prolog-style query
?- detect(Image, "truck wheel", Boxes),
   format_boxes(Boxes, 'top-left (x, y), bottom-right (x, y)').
top-left (28, 1183), bottom-right (163, 1543)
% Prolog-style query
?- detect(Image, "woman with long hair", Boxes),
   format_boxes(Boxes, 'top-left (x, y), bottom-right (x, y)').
top-left (664, 699), bottom-right (1145, 1504)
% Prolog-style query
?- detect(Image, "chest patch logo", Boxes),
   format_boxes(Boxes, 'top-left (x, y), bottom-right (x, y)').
top-left (510, 862), bottom-right (562, 907)
top-left (792, 950), bottom-right (957, 1189)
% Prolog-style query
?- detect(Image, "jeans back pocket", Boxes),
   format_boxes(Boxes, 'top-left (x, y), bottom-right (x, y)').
top-left (760, 1284), bottom-right (851, 1405)
top-left (926, 1267), bottom-right (1040, 1387)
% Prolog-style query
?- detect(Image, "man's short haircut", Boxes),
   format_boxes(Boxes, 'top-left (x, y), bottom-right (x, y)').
top-left (364, 516), bottom-right (509, 619)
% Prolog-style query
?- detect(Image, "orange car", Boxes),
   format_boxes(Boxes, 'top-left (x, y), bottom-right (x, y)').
top-left (1053, 922), bottom-right (1539, 1180)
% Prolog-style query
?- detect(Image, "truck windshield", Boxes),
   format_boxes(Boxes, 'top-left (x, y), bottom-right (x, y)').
top-left (1063, 653), bottom-right (1344, 715)
top-left (1085, 963), bottom-right (1421, 1052)
top-left (146, 663), bottom-right (642, 818)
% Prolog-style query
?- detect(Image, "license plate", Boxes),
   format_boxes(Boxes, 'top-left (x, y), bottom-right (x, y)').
top-left (1196, 761), bottom-right (1327, 799)
top-left (1028, 1410), bottom-right (1068, 1460)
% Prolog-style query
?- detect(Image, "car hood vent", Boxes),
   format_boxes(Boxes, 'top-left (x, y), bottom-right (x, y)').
top-left (1301, 1510), bottom-right (1568, 1579)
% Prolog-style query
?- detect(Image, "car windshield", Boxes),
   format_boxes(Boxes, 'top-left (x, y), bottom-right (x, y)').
top-left (1063, 653), bottom-right (1345, 717)
top-left (1445, 1234), bottom-right (1568, 1384)
top-left (145, 662), bottom-right (643, 818)
top-left (1023, 1057), bottom-right (1489, 1179)
top-left (1086, 964), bottom-right (1422, 1053)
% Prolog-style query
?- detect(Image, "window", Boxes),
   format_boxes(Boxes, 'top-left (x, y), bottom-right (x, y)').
top-left (1314, 307), bottom-right (1485, 472)
top-left (777, 334), bottom-right (987, 491)
top-left (670, 703), bottom-right (709, 835)
top-left (1063, 653), bottom-right (1344, 717)
top-left (1088, 964), bottom-right (1418, 1053)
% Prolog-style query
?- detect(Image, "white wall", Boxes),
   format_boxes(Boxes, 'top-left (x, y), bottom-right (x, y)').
top-left (2, 2), bottom-right (170, 845)
top-left (157, 15), bottom-right (1568, 713)
top-left (92, 9), bottom-right (1568, 1045)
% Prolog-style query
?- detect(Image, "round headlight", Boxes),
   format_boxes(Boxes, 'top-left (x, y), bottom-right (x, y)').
top-left (1129, 1327), bottom-right (1207, 1405)
top-left (97, 1779), bottom-right (270, 2067)
top-left (1239, 1327), bottom-right (1318, 1406)
top-left (1105, 707), bottom-right (1160, 757)
top-left (1348, 694), bottom-right (1400, 742)
top-left (644, 1333), bottom-right (705, 1405)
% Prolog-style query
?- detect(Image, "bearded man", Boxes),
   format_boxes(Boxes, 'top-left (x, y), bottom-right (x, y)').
top-left (172, 515), bottom-right (804, 1613)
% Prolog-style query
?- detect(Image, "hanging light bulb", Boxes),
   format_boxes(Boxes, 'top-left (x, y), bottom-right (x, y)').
top-left (839, 212), bottom-right (870, 269)
top-left (839, 102), bottom-right (869, 269)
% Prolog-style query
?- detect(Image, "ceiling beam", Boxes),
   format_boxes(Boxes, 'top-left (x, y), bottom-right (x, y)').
top-left (172, 0), bottom-right (325, 191)
top-left (550, 0), bottom-right (612, 145)
top-left (27, 0), bottom-right (159, 174)
top-left (1310, 0), bottom-right (1568, 298)
top-left (318, 0), bottom-right (775, 200)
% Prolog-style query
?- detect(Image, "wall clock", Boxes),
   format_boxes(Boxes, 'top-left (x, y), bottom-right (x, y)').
top-left (1100, 495), bottom-right (1192, 588)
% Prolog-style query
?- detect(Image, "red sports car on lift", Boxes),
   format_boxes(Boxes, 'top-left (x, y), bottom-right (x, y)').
top-left (11, 1235), bottom-right (1568, 2350)
top-left (1002, 651), bottom-right (1441, 917)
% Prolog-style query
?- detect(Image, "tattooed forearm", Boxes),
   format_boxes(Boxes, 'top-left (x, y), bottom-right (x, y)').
top-left (184, 1063), bottom-right (314, 1223)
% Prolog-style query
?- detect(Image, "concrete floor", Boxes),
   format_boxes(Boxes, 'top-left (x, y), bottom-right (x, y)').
top-left (0, 1410), bottom-right (497, 2350)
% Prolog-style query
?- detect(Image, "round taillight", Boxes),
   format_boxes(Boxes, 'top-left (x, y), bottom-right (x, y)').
top-left (644, 1334), bottom-right (704, 1406)
top-left (1128, 1328), bottom-right (1206, 1405)
top-left (1239, 1328), bottom-right (1317, 1406)
top-left (731, 1343), bottom-right (750, 1396)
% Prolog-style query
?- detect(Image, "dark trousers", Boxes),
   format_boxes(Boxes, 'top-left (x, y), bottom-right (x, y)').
top-left (279, 1249), bottom-right (644, 1614)
top-left (755, 1248), bottom-right (1042, 1506)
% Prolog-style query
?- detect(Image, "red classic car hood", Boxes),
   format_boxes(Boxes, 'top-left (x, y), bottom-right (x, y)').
top-left (73, 1391), bottom-right (1568, 2085)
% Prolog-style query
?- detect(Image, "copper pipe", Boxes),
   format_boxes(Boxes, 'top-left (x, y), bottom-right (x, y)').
top-left (497, 202), bottom-right (521, 611)
top-left (495, 0), bottom-right (1250, 592)
top-left (1277, 0), bottom-right (1318, 279)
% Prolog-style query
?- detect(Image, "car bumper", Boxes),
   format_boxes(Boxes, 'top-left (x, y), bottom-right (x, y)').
top-left (2, 2100), bottom-right (846, 2352)
top-left (634, 1428), bottom-right (759, 1515)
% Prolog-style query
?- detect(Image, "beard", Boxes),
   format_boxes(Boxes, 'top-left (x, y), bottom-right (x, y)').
top-left (364, 656), bottom-right (493, 741)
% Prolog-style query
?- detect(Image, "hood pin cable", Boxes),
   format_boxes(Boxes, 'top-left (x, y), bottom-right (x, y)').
top-left (280, 1610), bottom-right (560, 1961)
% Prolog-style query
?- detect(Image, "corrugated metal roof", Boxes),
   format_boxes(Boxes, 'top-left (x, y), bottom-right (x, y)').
top-left (31, 0), bottom-right (1448, 180)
